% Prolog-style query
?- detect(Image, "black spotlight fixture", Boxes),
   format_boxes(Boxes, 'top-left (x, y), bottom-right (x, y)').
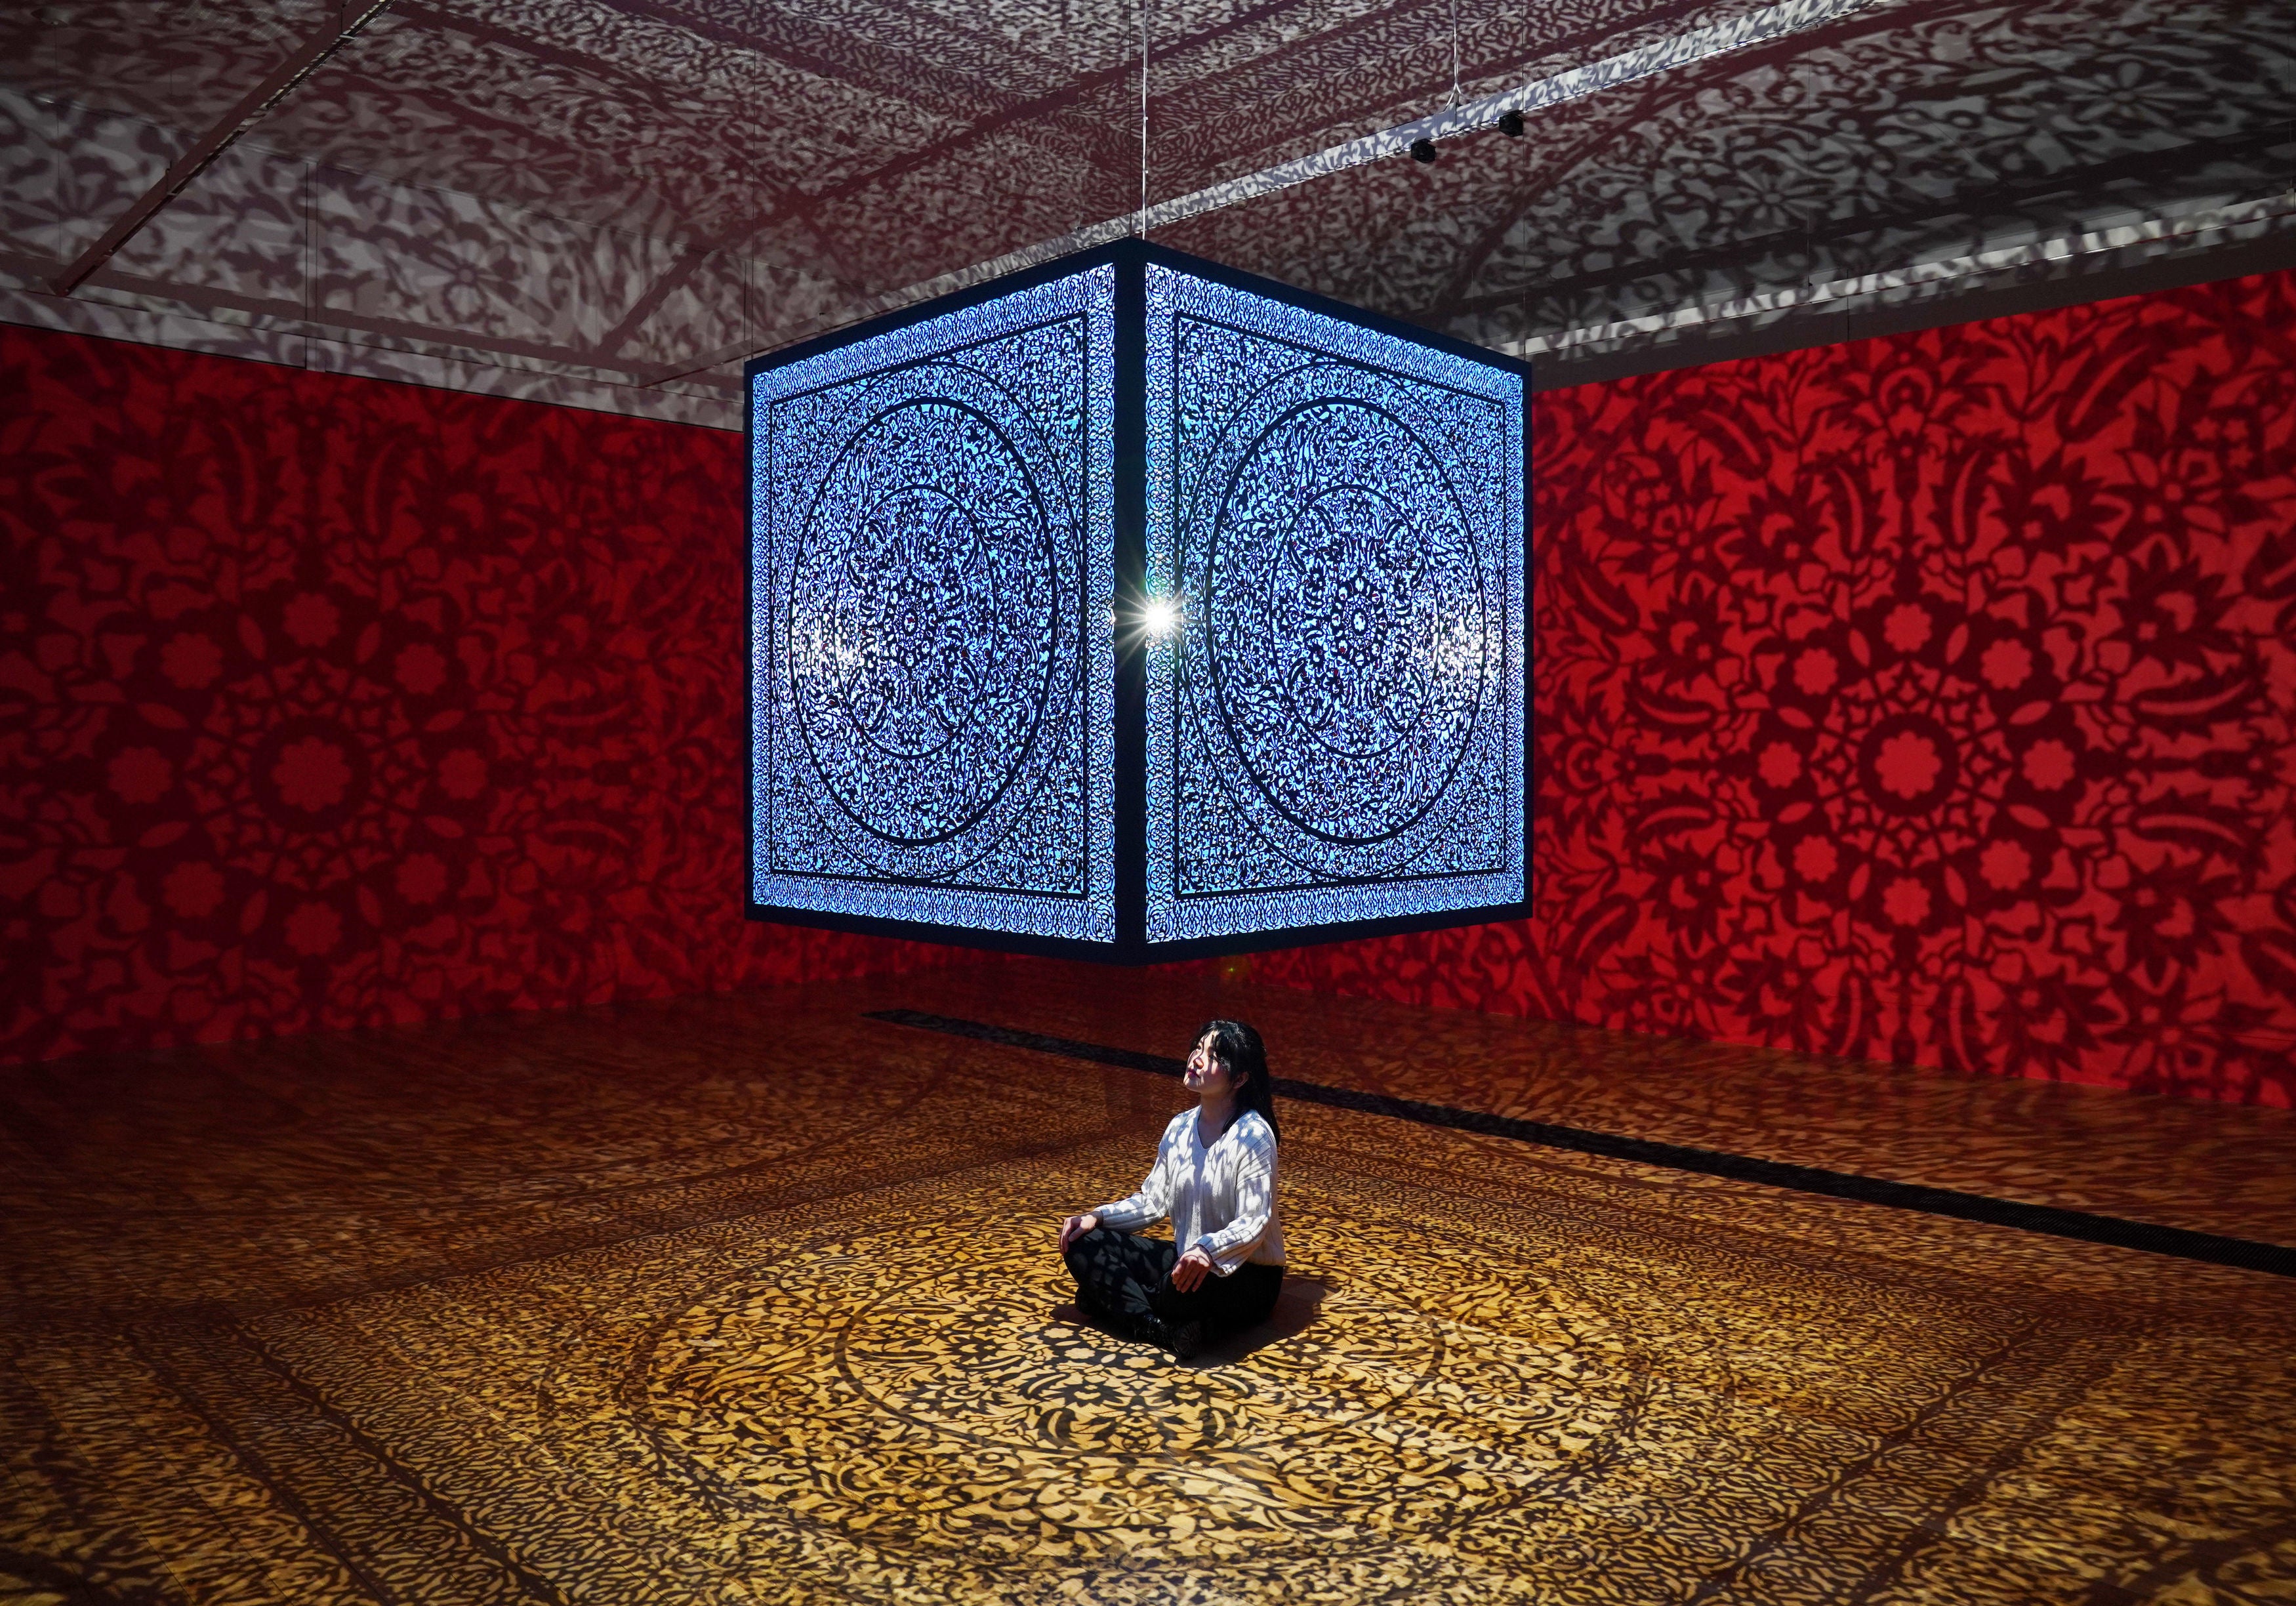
top-left (1496, 108), bottom-right (1525, 138)
top-left (1409, 137), bottom-right (1438, 163)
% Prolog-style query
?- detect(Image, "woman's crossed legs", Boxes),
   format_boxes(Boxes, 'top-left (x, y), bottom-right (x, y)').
top-left (1062, 1227), bottom-right (1282, 1355)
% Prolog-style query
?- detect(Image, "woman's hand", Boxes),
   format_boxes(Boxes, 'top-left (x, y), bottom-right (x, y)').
top-left (1170, 1246), bottom-right (1214, 1292)
top-left (1057, 1212), bottom-right (1099, 1252)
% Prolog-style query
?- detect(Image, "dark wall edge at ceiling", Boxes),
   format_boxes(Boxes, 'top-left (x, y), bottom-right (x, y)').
top-left (9, 238), bottom-right (2282, 428)
top-left (1526, 234), bottom-right (2296, 392)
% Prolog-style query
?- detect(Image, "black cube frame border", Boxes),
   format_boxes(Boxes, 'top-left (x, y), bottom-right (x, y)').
top-left (743, 239), bottom-right (1533, 963)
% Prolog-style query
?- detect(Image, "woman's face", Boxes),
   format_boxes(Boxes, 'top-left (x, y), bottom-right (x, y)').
top-left (1183, 1033), bottom-right (1239, 1098)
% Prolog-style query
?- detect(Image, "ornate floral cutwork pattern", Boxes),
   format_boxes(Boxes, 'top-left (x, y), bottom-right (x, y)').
top-left (1208, 400), bottom-right (1487, 847)
top-left (1246, 269), bottom-right (2296, 1106)
top-left (0, 325), bottom-right (949, 1065)
top-left (642, 1204), bottom-right (1632, 1563)
top-left (792, 402), bottom-right (1062, 854)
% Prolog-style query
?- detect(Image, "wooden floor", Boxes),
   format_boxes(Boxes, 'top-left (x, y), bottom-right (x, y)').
top-left (3, 961), bottom-right (2293, 1605)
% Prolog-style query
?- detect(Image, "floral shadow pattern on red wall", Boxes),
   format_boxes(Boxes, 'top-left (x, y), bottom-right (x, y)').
top-left (1, 329), bottom-right (953, 1064)
top-left (1248, 272), bottom-right (2296, 1106)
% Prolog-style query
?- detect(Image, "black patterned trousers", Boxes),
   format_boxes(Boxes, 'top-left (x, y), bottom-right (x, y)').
top-left (1062, 1227), bottom-right (1284, 1343)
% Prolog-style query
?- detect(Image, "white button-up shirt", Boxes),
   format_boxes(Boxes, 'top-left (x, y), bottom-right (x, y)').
top-left (1094, 1108), bottom-right (1284, 1274)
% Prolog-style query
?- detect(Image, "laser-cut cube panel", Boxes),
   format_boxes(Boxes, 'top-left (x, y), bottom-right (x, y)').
top-left (1143, 264), bottom-right (1525, 944)
top-left (748, 266), bottom-right (1118, 943)
top-left (748, 245), bottom-right (1524, 958)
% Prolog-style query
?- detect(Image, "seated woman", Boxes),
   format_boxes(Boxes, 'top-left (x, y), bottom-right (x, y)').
top-left (1057, 1019), bottom-right (1285, 1360)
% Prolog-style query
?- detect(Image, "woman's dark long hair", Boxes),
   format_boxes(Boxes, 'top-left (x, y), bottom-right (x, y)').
top-left (1197, 1019), bottom-right (1277, 1145)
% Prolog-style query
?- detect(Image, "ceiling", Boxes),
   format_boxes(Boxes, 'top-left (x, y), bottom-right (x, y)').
top-left (3, 0), bottom-right (2291, 427)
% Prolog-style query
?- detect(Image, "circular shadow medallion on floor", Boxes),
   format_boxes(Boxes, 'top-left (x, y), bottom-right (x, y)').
top-left (636, 1209), bottom-right (1641, 1568)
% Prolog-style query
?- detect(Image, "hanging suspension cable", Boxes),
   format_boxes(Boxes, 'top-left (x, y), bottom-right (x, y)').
top-left (1139, 0), bottom-right (1151, 236)
top-left (1450, 0), bottom-right (1462, 106)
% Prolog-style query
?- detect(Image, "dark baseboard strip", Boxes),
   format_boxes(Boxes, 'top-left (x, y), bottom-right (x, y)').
top-left (865, 1008), bottom-right (2296, 1279)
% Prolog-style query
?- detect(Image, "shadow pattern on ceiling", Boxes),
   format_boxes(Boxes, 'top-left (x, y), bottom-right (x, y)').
top-left (1, 0), bottom-right (2289, 426)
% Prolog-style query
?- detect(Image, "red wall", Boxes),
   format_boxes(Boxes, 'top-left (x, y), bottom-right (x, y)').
top-left (0, 328), bottom-right (953, 1064)
top-left (1244, 270), bottom-right (2296, 1106)
top-left (10, 274), bottom-right (2295, 1100)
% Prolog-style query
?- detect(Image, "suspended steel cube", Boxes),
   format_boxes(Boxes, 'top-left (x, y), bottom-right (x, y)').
top-left (746, 242), bottom-right (1527, 959)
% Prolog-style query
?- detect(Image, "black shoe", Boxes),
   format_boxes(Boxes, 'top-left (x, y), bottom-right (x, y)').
top-left (1075, 1296), bottom-right (1124, 1338)
top-left (1164, 1319), bottom-right (1206, 1361)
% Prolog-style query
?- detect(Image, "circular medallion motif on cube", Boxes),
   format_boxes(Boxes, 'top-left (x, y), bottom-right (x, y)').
top-left (788, 396), bottom-right (1063, 857)
top-left (1198, 390), bottom-right (1494, 861)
